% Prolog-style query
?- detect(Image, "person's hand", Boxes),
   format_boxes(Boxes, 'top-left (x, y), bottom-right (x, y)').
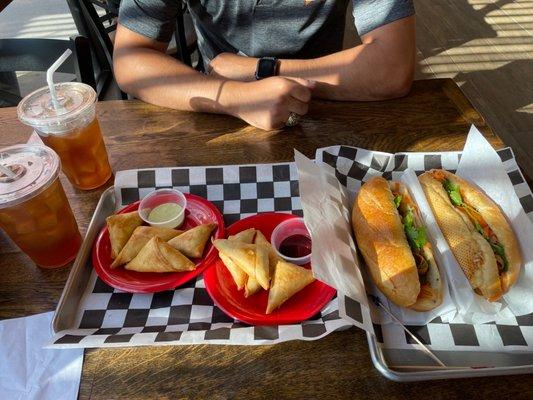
top-left (221, 77), bottom-right (315, 131)
top-left (209, 53), bottom-right (257, 81)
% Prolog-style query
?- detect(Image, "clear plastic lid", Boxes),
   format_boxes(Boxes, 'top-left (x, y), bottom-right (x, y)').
top-left (0, 144), bottom-right (60, 209)
top-left (17, 82), bottom-right (96, 134)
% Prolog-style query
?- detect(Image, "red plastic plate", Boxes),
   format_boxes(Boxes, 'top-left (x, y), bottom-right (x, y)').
top-left (203, 212), bottom-right (336, 325)
top-left (92, 194), bottom-right (225, 293)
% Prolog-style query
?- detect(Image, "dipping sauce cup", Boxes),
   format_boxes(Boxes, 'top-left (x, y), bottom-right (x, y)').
top-left (17, 82), bottom-right (112, 190)
top-left (138, 189), bottom-right (187, 229)
top-left (0, 144), bottom-right (82, 268)
top-left (271, 217), bottom-right (312, 265)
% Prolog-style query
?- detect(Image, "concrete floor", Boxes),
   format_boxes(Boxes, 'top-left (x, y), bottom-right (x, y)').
top-left (1, 0), bottom-right (532, 171)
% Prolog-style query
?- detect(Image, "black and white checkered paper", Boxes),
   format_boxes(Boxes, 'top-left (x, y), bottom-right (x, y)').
top-left (50, 162), bottom-right (350, 348)
top-left (316, 145), bottom-right (533, 352)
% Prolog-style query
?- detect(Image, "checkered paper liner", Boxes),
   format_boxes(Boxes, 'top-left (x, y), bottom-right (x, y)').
top-left (50, 162), bottom-right (350, 348)
top-left (316, 145), bottom-right (533, 352)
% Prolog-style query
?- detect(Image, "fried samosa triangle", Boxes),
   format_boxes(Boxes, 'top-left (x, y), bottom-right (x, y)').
top-left (168, 223), bottom-right (217, 259)
top-left (244, 275), bottom-right (262, 298)
top-left (220, 252), bottom-right (247, 290)
top-left (228, 228), bottom-right (256, 244)
top-left (125, 236), bottom-right (196, 273)
top-left (106, 211), bottom-right (143, 259)
top-left (254, 230), bottom-right (280, 275)
top-left (213, 239), bottom-right (257, 278)
top-left (222, 228), bottom-right (257, 290)
top-left (110, 226), bottom-right (182, 268)
top-left (266, 260), bottom-right (315, 314)
top-left (255, 243), bottom-right (270, 290)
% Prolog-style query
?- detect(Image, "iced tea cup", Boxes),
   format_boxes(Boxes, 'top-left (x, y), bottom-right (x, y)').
top-left (17, 82), bottom-right (112, 190)
top-left (0, 144), bottom-right (82, 268)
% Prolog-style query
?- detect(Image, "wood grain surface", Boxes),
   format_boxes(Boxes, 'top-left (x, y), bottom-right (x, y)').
top-left (1, 79), bottom-right (532, 399)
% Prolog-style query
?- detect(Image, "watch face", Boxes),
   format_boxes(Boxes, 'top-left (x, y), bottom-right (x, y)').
top-left (257, 58), bottom-right (278, 79)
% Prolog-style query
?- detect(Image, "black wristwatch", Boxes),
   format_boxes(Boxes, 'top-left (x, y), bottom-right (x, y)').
top-left (255, 57), bottom-right (279, 80)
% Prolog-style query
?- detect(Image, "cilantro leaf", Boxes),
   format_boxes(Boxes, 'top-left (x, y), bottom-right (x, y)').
top-left (405, 225), bottom-right (428, 251)
top-left (403, 207), bottom-right (414, 228)
top-left (394, 195), bottom-right (402, 208)
top-left (402, 207), bottom-right (427, 251)
top-left (443, 178), bottom-right (459, 193)
top-left (491, 242), bottom-right (509, 271)
top-left (443, 179), bottom-right (463, 206)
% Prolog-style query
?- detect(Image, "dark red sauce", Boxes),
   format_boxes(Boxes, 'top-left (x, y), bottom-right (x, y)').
top-left (279, 234), bottom-right (312, 258)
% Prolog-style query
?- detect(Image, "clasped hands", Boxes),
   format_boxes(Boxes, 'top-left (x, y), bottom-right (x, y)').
top-left (208, 52), bottom-right (314, 130)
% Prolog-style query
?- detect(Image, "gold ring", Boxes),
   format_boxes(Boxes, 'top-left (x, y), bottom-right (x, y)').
top-left (285, 112), bottom-right (301, 127)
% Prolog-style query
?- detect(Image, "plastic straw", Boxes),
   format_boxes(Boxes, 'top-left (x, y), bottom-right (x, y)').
top-left (46, 49), bottom-right (72, 111)
top-left (0, 164), bottom-right (16, 179)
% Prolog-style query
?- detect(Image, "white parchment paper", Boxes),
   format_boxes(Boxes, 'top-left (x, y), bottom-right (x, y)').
top-left (445, 126), bottom-right (533, 322)
top-left (294, 151), bottom-right (367, 303)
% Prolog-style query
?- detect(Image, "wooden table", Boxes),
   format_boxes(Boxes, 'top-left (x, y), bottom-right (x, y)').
top-left (1, 79), bottom-right (532, 399)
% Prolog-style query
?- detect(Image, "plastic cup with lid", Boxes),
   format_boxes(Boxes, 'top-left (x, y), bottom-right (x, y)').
top-left (17, 82), bottom-right (97, 136)
top-left (0, 144), bottom-right (81, 267)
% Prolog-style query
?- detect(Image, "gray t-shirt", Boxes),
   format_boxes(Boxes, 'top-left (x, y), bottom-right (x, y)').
top-left (119, 0), bottom-right (414, 64)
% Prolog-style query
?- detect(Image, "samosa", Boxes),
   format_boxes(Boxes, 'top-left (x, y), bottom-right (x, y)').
top-left (254, 230), bottom-right (280, 275)
top-left (228, 228), bottom-right (256, 244)
top-left (244, 276), bottom-right (262, 298)
top-left (220, 252), bottom-right (247, 290)
top-left (106, 211), bottom-right (142, 259)
top-left (126, 236), bottom-right (195, 273)
top-left (110, 226), bottom-right (182, 268)
top-left (213, 240), bottom-right (257, 278)
top-left (213, 239), bottom-right (270, 290)
top-left (266, 260), bottom-right (315, 314)
top-left (168, 223), bottom-right (216, 259)
top-left (254, 243), bottom-right (270, 290)
top-left (221, 229), bottom-right (256, 290)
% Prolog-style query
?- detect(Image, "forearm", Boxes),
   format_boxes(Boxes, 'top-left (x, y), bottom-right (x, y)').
top-left (210, 17), bottom-right (415, 101)
top-left (114, 46), bottom-right (233, 114)
top-left (279, 42), bottom-right (413, 101)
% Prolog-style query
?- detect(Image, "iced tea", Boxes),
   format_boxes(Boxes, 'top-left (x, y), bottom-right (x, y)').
top-left (17, 82), bottom-right (112, 190)
top-left (0, 177), bottom-right (81, 267)
top-left (0, 145), bottom-right (81, 268)
top-left (40, 117), bottom-right (112, 190)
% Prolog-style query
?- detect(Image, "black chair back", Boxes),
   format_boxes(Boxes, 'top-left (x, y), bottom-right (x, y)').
top-left (67, 0), bottom-right (199, 68)
top-left (66, 0), bottom-right (120, 99)
top-left (0, 36), bottom-right (96, 106)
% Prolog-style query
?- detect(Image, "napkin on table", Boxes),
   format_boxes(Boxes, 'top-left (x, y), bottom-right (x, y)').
top-left (0, 312), bottom-right (83, 400)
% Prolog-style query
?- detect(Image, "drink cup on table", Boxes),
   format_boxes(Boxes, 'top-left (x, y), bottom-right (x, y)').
top-left (0, 144), bottom-right (82, 268)
top-left (17, 82), bottom-right (112, 190)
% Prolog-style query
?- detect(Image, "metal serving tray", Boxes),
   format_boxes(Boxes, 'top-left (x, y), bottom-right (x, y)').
top-left (53, 187), bottom-right (533, 381)
top-left (53, 187), bottom-right (116, 333)
top-left (367, 332), bottom-right (533, 381)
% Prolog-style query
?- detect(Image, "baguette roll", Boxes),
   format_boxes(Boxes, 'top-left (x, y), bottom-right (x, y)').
top-left (419, 170), bottom-right (521, 301)
top-left (352, 176), bottom-right (443, 310)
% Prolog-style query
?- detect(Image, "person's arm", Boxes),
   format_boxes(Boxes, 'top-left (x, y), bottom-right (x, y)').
top-left (113, 24), bottom-right (314, 130)
top-left (209, 16), bottom-right (415, 101)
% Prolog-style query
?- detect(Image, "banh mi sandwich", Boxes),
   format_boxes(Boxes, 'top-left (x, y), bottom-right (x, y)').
top-left (419, 170), bottom-right (521, 301)
top-left (351, 176), bottom-right (444, 311)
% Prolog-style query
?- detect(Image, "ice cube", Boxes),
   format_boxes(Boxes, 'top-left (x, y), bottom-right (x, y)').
top-left (16, 219), bottom-right (37, 235)
top-left (37, 213), bottom-right (59, 231)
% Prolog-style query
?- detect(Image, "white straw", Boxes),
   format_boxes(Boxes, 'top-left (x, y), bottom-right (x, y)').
top-left (0, 164), bottom-right (16, 179)
top-left (46, 49), bottom-right (72, 111)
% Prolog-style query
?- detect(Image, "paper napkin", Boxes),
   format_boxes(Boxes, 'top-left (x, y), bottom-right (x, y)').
top-left (0, 312), bottom-right (83, 400)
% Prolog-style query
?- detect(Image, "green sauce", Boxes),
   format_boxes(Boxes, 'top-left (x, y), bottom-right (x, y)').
top-left (148, 203), bottom-right (182, 223)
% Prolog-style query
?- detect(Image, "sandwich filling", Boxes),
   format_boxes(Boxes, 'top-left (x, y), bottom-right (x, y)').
top-left (392, 193), bottom-right (429, 280)
top-left (433, 171), bottom-right (509, 274)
